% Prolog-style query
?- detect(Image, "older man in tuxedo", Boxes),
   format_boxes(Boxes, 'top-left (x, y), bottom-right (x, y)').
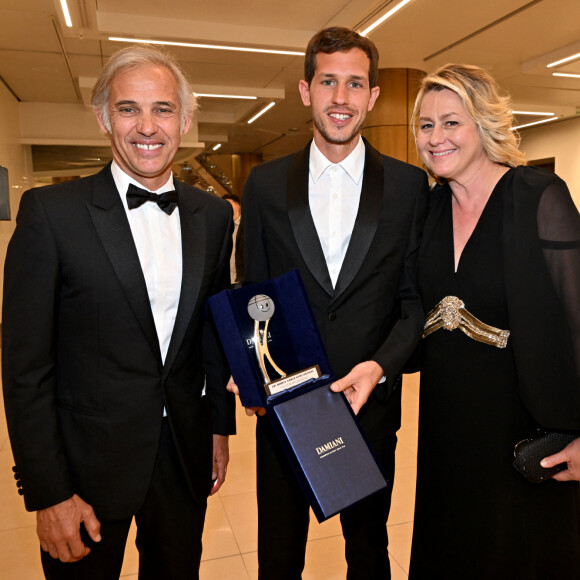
top-left (2, 45), bottom-right (235, 579)
top-left (239, 27), bottom-right (429, 579)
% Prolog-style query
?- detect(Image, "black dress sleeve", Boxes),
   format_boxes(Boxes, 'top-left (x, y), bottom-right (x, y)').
top-left (537, 179), bottom-right (580, 376)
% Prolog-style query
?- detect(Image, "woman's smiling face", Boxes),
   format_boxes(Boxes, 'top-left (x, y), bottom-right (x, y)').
top-left (416, 88), bottom-right (488, 183)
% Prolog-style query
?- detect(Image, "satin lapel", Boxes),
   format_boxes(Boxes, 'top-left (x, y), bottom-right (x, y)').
top-left (163, 180), bottom-right (206, 375)
top-left (287, 144), bottom-right (334, 296)
top-left (85, 166), bottom-right (161, 362)
top-left (332, 142), bottom-right (383, 301)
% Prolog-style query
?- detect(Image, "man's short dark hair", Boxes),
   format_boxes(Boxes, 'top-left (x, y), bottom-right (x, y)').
top-left (304, 27), bottom-right (379, 88)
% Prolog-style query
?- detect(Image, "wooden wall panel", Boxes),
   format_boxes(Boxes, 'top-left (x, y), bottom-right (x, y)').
top-left (363, 68), bottom-right (425, 165)
top-left (362, 125), bottom-right (408, 162)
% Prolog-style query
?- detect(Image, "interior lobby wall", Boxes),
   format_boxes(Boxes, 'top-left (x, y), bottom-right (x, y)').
top-left (0, 81), bottom-right (33, 316)
top-left (519, 116), bottom-right (580, 209)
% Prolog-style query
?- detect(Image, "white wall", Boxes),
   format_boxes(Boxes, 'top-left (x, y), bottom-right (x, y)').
top-left (519, 115), bottom-right (580, 209)
top-left (0, 82), bottom-right (33, 315)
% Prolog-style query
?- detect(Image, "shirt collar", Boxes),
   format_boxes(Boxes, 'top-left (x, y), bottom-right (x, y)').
top-left (111, 161), bottom-right (175, 208)
top-left (309, 136), bottom-right (365, 185)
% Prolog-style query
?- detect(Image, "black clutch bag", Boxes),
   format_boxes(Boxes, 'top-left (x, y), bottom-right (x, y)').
top-left (513, 430), bottom-right (577, 483)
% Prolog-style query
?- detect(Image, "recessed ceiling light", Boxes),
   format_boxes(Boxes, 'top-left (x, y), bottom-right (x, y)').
top-left (546, 52), bottom-right (580, 68)
top-left (359, 0), bottom-right (414, 36)
top-left (552, 72), bottom-right (580, 79)
top-left (60, 0), bottom-right (73, 27)
top-left (512, 116), bottom-right (558, 131)
top-left (109, 37), bottom-right (304, 56)
top-left (247, 102), bottom-right (276, 124)
top-left (511, 110), bottom-right (555, 116)
top-left (194, 93), bottom-right (257, 100)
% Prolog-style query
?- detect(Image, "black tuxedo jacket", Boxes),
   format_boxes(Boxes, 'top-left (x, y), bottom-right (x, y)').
top-left (421, 167), bottom-right (580, 429)
top-left (242, 140), bottom-right (429, 440)
top-left (2, 164), bottom-right (235, 520)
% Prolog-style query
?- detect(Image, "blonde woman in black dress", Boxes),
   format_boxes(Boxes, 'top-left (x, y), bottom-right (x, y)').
top-left (408, 64), bottom-right (580, 579)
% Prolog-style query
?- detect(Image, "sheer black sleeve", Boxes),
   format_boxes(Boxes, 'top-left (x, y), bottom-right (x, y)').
top-left (538, 179), bottom-right (580, 376)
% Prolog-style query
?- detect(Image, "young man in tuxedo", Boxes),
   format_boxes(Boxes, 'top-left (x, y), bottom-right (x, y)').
top-left (239, 27), bottom-right (429, 579)
top-left (2, 45), bottom-right (235, 579)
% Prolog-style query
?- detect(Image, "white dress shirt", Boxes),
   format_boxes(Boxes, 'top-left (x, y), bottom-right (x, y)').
top-left (308, 137), bottom-right (365, 288)
top-left (308, 139), bottom-right (385, 383)
top-left (111, 162), bottom-right (182, 365)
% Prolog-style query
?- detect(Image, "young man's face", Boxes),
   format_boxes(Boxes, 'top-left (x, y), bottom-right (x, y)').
top-left (97, 63), bottom-right (191, 191)
top-left (299, 48), bottom-right (380, 159)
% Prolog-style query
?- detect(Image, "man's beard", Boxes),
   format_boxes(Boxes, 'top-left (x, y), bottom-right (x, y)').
top-left (313, 109), bottom-right (365, 146)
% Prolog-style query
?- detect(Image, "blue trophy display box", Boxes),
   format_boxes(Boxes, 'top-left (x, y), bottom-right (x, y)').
top-left (208, 269), bottom-right (388, 522)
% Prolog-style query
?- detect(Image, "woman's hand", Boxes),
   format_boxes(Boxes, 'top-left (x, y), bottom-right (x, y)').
top-left (541, 436), bottom-right (580, 481)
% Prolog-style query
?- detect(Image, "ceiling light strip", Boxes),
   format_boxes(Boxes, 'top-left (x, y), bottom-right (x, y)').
top-left (212, 144), bottom-right (222, 151)
top-left (547, 53), bottom-right (580, 68)
top-left (512, 116), bottom-right (558, 131)
top-left (360, 0), bottom-right (414, 37)
top-left (247, 102), bottom-right (276, 124)
top-left (109, 37), bottom-right (304, 56)
top-left (194, 93), bottom-right (257, 100)
top-left (60, 0), bottom-right (73, 28)
top-left (511, 110), bottom-right (555, 116)
top-left (552, 72), bottom-right (580, 79)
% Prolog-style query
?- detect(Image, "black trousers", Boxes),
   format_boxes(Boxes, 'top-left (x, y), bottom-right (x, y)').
top-left (256, 414), bottom-right (396, 580)
top-left (41, 419), bottom-right (207, 580)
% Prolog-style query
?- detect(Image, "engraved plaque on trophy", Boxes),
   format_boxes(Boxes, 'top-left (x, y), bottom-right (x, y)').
top-left (247, 294), bottom-right (321, 396)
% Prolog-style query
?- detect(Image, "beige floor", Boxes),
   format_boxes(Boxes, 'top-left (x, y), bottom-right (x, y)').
top-left (0, 374), bottom-right (420, 579)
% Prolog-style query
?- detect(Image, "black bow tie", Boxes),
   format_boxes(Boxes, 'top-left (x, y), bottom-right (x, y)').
top-left (126, 183), bottom-right (178, 215)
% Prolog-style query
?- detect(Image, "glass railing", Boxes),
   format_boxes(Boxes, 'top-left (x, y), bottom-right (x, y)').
top-left (196, 154), bottom-right (233, 193)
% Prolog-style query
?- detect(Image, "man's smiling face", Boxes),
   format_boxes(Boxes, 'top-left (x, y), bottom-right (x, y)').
top-left (97, 63), bottom-right (190, 191)
top-left (298, 48), bottom-right (379, 161)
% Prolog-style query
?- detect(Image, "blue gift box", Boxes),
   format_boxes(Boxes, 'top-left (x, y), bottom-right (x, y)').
top-left (208, 269), bottom-right (388, 521)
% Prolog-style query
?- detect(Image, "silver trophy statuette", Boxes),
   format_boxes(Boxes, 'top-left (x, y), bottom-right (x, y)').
top-left (247, 294), bottom-right (286, 385)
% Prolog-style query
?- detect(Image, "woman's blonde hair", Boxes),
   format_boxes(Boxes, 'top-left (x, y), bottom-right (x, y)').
top-left (411, 63), bottom-right (526, 178)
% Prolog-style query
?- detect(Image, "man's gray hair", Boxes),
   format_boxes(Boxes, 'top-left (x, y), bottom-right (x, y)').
top-left (91, 44), bottom-right (197, 132)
